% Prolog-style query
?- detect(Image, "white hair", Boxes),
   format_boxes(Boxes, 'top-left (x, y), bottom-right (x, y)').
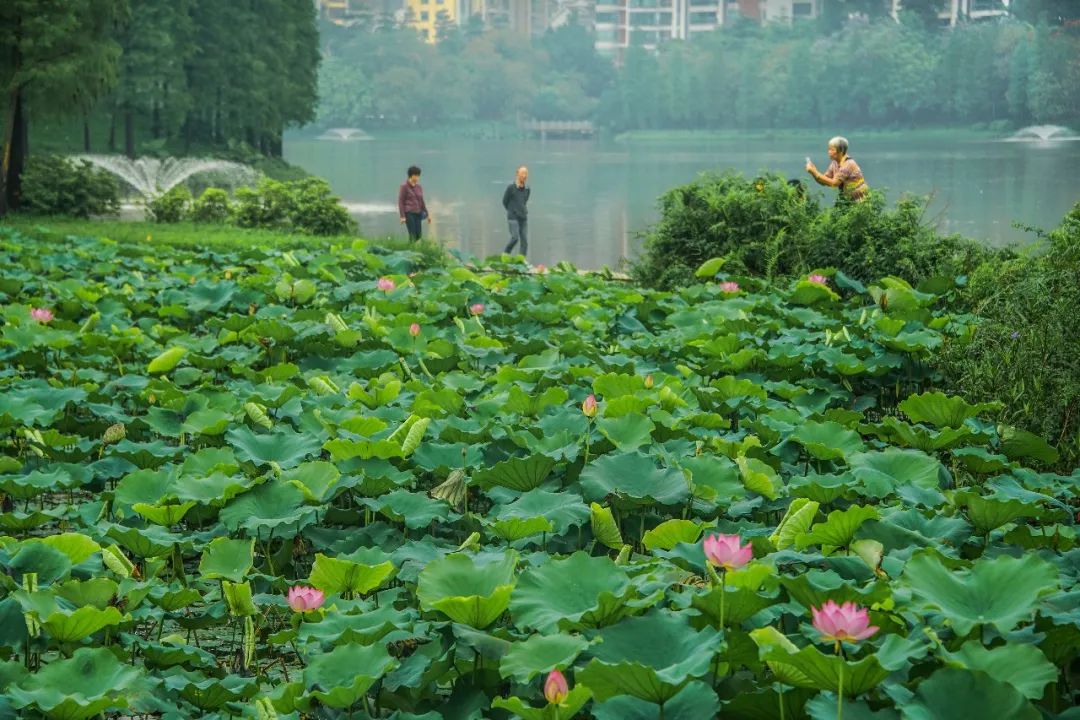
top-left (828, 136), bottom-right (849, 155)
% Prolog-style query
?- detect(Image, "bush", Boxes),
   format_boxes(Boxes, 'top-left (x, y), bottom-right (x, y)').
top-left (191, 188), bottom-right (232, 223)
top-left (20, 154), bottom-right (120, 218)
top-left (232, 177), bottom-right (354, 236)
top-left (147, 186), bottom-right (192, 223)
top-left (939, 204), bottom-right (1080, 468)
top-left (632, 172), bottom-right (992, 290)
top-left (288, 177), bottom-right (355, 236)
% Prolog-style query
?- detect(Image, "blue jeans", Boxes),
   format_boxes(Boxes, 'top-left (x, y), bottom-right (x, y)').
top-left (505, 217), bottom-right (527, 255)
top-left (405, 212), bottom-right (423, 241)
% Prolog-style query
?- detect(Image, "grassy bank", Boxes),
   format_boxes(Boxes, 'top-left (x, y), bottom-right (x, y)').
top-left (614, 126), bottom-right (1008, 144)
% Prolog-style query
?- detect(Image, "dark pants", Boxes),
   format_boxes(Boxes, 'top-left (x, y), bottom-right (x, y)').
top-left (405, 212), bottom-right (423, 241)
top-left (505, 216), bottom-right (527, 255)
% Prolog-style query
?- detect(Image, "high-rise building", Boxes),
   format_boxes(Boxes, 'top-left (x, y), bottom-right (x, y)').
top-left (890, 0), bottom-right (1011, 26)
top-left (316, 0), bottom-right (400, 26)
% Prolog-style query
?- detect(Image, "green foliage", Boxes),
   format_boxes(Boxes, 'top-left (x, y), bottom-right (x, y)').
top-left (190, 188), bottom-right (232, 223)
top-left (0, 223), bottom-right (1075, 718)
top-left (19, 155), bottom-right (120, 218)
top-left (632, 172), bottom-right (992, 290)
top-left (147, 186), bottom-right (192, 224)
top-left (231, 177), bottom-right (355, 236)
top-left (940, 204), bottom-right (1080, 467)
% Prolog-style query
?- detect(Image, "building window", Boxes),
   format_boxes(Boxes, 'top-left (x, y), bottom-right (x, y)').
top-left (793, 2), bottom-right (813, 16)
top-left (421, 10), bottom-right (429, 20)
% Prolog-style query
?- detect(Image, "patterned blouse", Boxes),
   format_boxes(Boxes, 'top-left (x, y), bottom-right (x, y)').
top-left (824, 157), bottom-right (868, 200)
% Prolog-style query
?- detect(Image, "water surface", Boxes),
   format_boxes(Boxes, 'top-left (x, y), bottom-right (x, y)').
top-left (284, 133), bottom-right (1080, 269)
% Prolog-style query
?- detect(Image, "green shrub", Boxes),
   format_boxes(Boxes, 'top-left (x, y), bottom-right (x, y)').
top-left (20, 154), bottom-right (120, 218)
top-left (288, 177), bottom-right (355, 236)
top-left (147, 186), bottom-right (192, 223)
top-left (191, 188), bottom-right (232, 223)
top-left (940, 204), bottom-right (1080, 468)
top-left (232, 177), bottom-right (354, 236)
top-left (632, 172), bottom-right (992, 290)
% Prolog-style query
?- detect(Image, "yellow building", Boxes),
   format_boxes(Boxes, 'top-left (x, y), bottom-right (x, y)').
top-left (406, 0), bottom-right (465, 41)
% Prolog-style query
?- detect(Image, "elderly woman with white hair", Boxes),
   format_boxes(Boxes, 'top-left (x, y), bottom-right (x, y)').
top-left (806, 136), bottom-right (869, 202)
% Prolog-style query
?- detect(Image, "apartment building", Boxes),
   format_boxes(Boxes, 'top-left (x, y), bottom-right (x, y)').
top-left (891, 0), bottom-right (1011, 26)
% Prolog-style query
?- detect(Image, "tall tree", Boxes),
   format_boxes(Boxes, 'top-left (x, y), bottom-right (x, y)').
top-left (0, 0), bottom-right (125, 213)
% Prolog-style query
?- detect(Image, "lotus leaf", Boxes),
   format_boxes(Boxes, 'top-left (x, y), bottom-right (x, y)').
top-left (492, 686), bottom-right (593, 720)
top-left (498, 633), bottom-right (591, 682)
top-left (198, 537), bottom-right (254, 583)
top-left (6, 647), bottom-right (143, 720)
top-left (417, 551), bottom-right (518, 628)
top-left (580, 451), bottom-right (689, 506)
top-left (308, 553), bottom-right (395, 597)
top-left (900, 668), bottom-right (1039, 720)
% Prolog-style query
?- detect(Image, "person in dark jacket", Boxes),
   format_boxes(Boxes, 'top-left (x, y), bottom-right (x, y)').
top-left (398, 165), bottom-right (431, 241)
top-left (502, 165), bottom-right (530, 256)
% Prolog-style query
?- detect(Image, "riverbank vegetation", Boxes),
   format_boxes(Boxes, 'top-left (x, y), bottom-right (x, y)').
top-left (632, 173), bottom-right (1079, 469)
top-left (0, 223), bottom-right (1076, 718)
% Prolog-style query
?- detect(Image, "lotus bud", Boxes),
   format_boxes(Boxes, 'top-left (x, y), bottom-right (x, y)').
top-left (719, 281), bottom-right (740, 294)
top-left (544, 669), bottom-right (569, 705)
top-left (582, 394), bottom-right (598, 418)
top-left (808, 273), bottom-right (828, 285)
top-left (377, 277), bottom-right (396, 292)
top-left (30, 307), bottom-right (54, 324)
top-left (102, 423), bottom-right (127, 445)
top-left (286, 585), bottom-right (325, 612)
top-left (644, 374), bottom-right (654, 389)
top-left (469, 303), bottom-right (485, 315)
top-left (409, 323), bottom-right (421, 337)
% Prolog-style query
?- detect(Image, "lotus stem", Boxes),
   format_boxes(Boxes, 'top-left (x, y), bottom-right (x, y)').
top-left (836, 640), bottom-right (844, 720)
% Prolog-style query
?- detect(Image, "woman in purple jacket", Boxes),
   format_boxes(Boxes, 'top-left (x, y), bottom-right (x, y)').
top-left (398, 165), bottom-right (431, 241)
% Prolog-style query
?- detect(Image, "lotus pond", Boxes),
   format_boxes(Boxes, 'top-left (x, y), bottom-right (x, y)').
top-left (0, 226), bottom-right (1077, 720)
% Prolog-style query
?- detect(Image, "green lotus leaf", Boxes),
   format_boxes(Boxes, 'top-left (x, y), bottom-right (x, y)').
top-left (898, 392), bottom-right (1001, 428)
top-left (295, 603), bottom-right (405, 646)
top-left (503, 385), bottom-right (569, 416)
top-left (900, 668), bottom-right (1039, 720)
top-left (578, 612), bottom-right (723, 703)
top-left (955, 491), bottom-right (1043, 534)
top-left (999, 426), bottom-right (1059, 465)
top-left (848, 449), bottom-right (942, 497)
top-left (694, 256), bottom-right (727, 278)
top-left (132, 501), bottom-right (196, 526)
top-left (498, 633), bottom-right (591, 683)
top-left (492, 685), bottom-right (593, 720)
top-left (495, 489), bottom-right (590, 535)
top-left (590, 502), bottom-right (624, 549)
top-left (903, 551), bottom-right (1058, 635)
top-left (198, 537), bottom-right (254, 583)
top-left (944, 641), bottom-right (1056, 700)
top-left (691, 578), bottom-right (777, 628)
top-left (951, 446), bottom-right (1011, 474)
top-left (642, 519), bottom-right (707, 552)
top-left (770, 498), bottom-right (820, 550)
top-left (37, 533), bottom-right (101, 565)
top-left (221, 580), bottom-right (258, 617)
top-left (593, 372), bottom-right (646, 399)
top-left (417, 551), bottom-right (518, 628)
top-left (42, 605), bottom-right (125, 643)
top-left (163, 667), bottom-right (258, 710)
top-left (54, 578), bottom-right (118, 610)
top-left (749, 626), bottom-right (889, 695)
top-left (596, 413), bottom-right (655, 451)
top-left (472, 454), bottom-right (557, 492)
top-left (148, 586), bottom-right (203, 612)
top-left (737, 456), bottom-right (782, 500)
top-left (858, 508), bottom-right (972, 556)
top-left (226, 425), bottom-right (324, 469)
top-left (0, 466), bottom-right (84, 500)
top-left (780, 571), bottom-right (892, 612)
top-left (6, 647), bottom-right (143, 720)
top-left (871, 416), bottom-right (979, 452)
top-left (370, 489), bottom-right (458, 529)
top-left (796, 505), bottom-right (880, 551)
top-left (308, 553), bottom-right (396, 597)
top-left (580, 451), bottom-right (689, 506)
top-left (511, 551), bottom-right (648, 632)
top-left (324, 436), bottom-right (402, 461)
top-left (790, 421), bottom-right (866, 461)
top-left (790, 280), bottom-right (840, 305)
top-left (219, 478), bottom-right (317, 534)
top-left (591, 681), bottom-right (719, 720)
top-left (8, 542), bottom-right (72, 586)
top-left (0, 510), bottom-right (54, 532)
top-left (681, 455), bottom-right (743, 503)
top-left (147, 345), bottom-right (188, 374)
top-left (171, 471), bottom-right (254, 505)
top-left (106, 524), bottom-right (182, 559)
top-left (489, 516), bottom-right (554, 542)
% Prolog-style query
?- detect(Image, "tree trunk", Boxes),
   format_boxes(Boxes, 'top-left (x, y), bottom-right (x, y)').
top-left (84, 115), bottom-right (92, 153)
top-left (124, 109), bottom-right (135, 159)
top-left (109, 111), bottom-right (117, 152)
top-left (0, 85), bottom-right (28, 216)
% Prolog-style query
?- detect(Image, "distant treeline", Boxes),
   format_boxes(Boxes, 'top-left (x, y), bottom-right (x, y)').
top-left (316, 7), bottom-right (1080, 132)
top-left (1, 0), bottom-right (319, 212)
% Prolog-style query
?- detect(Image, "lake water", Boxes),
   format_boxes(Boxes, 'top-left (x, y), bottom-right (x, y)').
top-left (284, 133), bottom-right (1080, 269)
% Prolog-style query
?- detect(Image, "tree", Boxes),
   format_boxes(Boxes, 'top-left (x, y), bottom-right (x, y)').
top-left (0, 0), bottom-right (125, 214)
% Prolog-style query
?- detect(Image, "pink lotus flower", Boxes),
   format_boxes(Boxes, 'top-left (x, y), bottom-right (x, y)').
top-left (377, 277), bottom-right (395, 292)
top-left (469, 303), bottom-right (485, 316)
top-left (544, 669), bottom-right (569, 705)
top-left (30, 307), bottom-right (54, 324)
top-left (535, 264), bottom-right (547, 274)
top-left (703, 534), bottom-right (753, 571)
top-left (807, 274), bottom-right (828, 285)
top-left (287, 586), bottom-right (324, 612)
top-left (719, 281), bottom-right (740, 294)
top-left (811, 600), bottom-right (879, 644)
top-left (409, 323), bottom-right (421, 337)
top-left (581, 394), bottom-right (598, 419)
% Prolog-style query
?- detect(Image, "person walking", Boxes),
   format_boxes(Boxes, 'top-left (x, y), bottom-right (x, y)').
top-left (502, 165), bottom-right (530, 256)
top-left (806, 136), bottom-right (869, 203)
top-left (398, 165), bottom-right (431, 241)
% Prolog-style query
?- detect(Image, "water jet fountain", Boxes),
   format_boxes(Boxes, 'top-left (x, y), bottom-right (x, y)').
top-left (1006, 125), bottom-right (1077, 142)
top-left (73, 155), bottom-right (258, 199)
top-left (316, 128), bottom-right (372, 142)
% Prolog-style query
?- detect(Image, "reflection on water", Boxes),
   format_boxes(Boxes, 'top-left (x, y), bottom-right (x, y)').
top-left (284, 134), bottom-right (1080, 270)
